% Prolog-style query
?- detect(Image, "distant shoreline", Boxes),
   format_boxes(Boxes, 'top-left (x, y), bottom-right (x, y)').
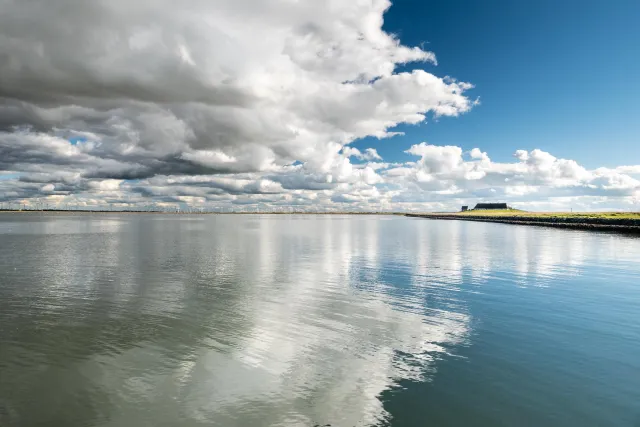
top-left (0, 210), bottom-right (401, 215)
top-left (3, 210), bottom-right (640, 233)
top-left (406, 212), bottom-right (640, 234)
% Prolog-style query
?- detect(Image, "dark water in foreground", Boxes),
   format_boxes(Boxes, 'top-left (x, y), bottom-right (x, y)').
top-left (1, 213), bottom-right (639, 427)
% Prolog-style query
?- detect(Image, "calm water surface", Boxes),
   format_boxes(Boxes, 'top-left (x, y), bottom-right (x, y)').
top-left (1, 213), bottom-right (639, 427)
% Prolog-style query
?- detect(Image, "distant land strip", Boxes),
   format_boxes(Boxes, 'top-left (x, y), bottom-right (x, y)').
top-left (0, 209), bottom-right (400, 215)
top-left (406, 212), bottom-right (640, 234)
top-left (3, 209), bottom-right (640, 233)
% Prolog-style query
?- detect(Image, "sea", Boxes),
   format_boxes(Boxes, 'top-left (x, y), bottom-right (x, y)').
top-left (1, 213), bottom-right (639, 427)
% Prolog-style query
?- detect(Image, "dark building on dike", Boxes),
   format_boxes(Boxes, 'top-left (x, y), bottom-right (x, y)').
top-left (473, 203), bottom-right (509, 210)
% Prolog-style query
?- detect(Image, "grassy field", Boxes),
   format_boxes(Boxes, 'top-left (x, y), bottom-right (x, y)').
top-left (452, 209), bottom-right (640, 220)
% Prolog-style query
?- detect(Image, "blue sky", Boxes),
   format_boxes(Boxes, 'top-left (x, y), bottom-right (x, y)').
top-left (352, 0), bottom-right (640, 168)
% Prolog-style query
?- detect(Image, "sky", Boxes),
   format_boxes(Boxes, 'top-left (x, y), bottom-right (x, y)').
top-left (1, 0), bottom-right (639, 212)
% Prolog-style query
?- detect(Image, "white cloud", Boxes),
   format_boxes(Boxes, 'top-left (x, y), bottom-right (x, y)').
top-left (343, 147), bottom-right (383, 161)
top-left (469, 148), bottom-right (489, 162)
top-left (363, 148), bottom-right (383, 161)
top-left (87, 180), bottom-right (123, 191)
top-left (0, 0), bottom-right (472, 179)
top-left (379, 144), bottom-right (640, 211)
top-left (615, 165), bottom-right (640, 175)
top-left (0, 1), bottom-right (637, 212)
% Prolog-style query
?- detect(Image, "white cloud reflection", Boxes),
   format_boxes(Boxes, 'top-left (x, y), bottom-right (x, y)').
top-left (2, 215), bottom-right (639, 426)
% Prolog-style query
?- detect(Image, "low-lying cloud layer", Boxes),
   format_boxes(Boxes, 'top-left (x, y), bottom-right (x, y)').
top-left (1, 0), bottom-right (638, 211)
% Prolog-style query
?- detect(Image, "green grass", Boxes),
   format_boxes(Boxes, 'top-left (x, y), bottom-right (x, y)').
top-left (454, 209), bottom-right (640, 220)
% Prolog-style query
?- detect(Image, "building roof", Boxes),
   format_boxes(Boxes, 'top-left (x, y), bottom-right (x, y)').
top-left (474, 203), bottom-right (509, 210)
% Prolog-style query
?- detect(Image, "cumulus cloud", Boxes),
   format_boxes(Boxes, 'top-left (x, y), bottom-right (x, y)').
top-left (382, 144), bottom-right (640, 210)
top-left (0, 0), bottom-right (637, 212)
top-left (0, 0), bottom-right (480, 209)
top-left (469, 148), bottom-right (489, 162)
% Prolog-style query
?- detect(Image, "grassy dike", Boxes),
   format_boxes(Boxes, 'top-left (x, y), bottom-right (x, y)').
top-left (406, 209), bottom-right (640, 233)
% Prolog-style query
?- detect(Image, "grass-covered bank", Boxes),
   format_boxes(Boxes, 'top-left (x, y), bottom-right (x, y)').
top-left (406, 210), bottom-right (640, 233)
top-left (456, 209), bottom-right (640, 220)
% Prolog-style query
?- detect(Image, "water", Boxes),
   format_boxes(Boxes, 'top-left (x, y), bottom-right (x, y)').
top-left (1, 213), bottom-right (639, 427)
